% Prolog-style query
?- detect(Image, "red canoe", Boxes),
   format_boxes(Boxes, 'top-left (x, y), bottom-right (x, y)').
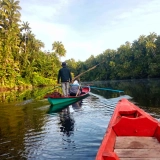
top-left (96, 98), bottom-right (160, 160)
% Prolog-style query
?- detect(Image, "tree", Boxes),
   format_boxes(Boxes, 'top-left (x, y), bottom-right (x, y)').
top-left (0, 0), bottom-right (21, 86)
top-left (52, 41), bottom-right (66, 58)
top-left (146, 32), bottom-right (157, 57)
top-left (20, 21), bottom-right (31, 53)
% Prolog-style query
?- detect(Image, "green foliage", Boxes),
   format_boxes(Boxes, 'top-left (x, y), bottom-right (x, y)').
top-left (31, 73), bottom-right (54, 86)
top-left (0, 0), bottom-right (62, 88)
top-left (0, 0), bottom-right (160, 89)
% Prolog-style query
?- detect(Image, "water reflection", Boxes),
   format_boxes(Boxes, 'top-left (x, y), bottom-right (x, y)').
top-left (59, 107), bottom-right (75, 137)
top-left (88, 79), bottom-right (160, 108)
top-left (72, 100), bottom-right (82, 110)
top-left (0, 79), bottom-right (160, 159)
top-left (48, 100), bottom-right (83, 137)
top-left (0, 87), bottom-right (53, 103)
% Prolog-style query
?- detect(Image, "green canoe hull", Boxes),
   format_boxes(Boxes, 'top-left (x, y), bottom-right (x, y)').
top-left (48, 94), bottom-right (89, 113)
top-left (47, 86), bottom-right (90, 112)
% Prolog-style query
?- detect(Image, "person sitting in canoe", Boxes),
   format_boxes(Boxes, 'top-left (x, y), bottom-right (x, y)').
top-left (69, 79), bottom-right (82, 96)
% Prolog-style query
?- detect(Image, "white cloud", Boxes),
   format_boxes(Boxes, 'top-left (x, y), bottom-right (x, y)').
top-left (20, 0), bottom-right (160, 61)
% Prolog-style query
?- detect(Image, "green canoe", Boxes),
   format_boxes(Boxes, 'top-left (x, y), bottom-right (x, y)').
top-left (45, 86), bottom-right (90, 111)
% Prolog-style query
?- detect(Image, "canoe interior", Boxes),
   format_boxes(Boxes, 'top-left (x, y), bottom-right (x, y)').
top-left (96, 98), bottom-right (160, 160)
top-left (44, 86), bottom-right (90, 98)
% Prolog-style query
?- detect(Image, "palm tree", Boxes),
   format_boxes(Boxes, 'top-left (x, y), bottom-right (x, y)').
top-left (20, 21), bottom-right (31, 53)
top-left (1, 0), bottom-right (21, 27)
top-left (52, 41), bottom-right (66, 58)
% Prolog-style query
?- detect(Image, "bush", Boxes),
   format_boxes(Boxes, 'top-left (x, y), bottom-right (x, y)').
top-left (31, 73), bottom-right (54, 86)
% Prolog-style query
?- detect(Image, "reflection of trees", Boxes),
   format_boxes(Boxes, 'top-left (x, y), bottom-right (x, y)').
top-left (0, 97), bottom-right (48, 159)
top-left (0, 87), bottom-right (52, 103)
top-left (59, 107), bottom-right (75, 137)
top-left (91, 79), bottom-right (160, 108)
top-left (91, 89), bottom-right (121, 99)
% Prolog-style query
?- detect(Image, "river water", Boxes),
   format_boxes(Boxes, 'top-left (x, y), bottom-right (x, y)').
top-left (0, 79), bottom-right (160, 160)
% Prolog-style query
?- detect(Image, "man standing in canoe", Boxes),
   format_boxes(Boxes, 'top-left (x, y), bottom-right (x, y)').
top-left (57, 62), bottom-right (72, 96)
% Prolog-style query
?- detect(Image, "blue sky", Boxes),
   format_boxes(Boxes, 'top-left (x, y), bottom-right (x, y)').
top-left (20, 0), bottom-right (160, 61)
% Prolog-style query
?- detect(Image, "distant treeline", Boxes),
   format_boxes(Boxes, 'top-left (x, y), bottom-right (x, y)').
top-left (0, 0), bottom-right (160, 90)
top-left (67, 32), bottom-right (160, 81)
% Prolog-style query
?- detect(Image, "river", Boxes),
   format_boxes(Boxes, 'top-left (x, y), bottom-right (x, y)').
top-left (0, 79), bottom-right (160, 159)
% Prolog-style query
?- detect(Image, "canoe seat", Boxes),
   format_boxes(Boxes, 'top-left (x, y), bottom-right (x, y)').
top-left (119, 110), bottom-right (142, 118)
top-left (113, 99), bottom-right (158, 136)
top-left (113, 116), bottom-right (158, 136)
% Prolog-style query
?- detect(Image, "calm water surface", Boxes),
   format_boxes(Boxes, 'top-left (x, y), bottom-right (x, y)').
top-left (0, 79), bottom-right (160, 160)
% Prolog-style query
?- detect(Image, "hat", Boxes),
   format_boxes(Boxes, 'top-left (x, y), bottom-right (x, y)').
top-left (62, 62), bottom-right (66, 66)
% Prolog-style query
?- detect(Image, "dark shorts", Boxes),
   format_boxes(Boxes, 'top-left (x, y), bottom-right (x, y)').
top-left (70, 92), bottom-right (76, 96)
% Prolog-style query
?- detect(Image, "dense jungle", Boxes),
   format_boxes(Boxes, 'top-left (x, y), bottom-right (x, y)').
top-left (1, 0), bottom-right (160, 91)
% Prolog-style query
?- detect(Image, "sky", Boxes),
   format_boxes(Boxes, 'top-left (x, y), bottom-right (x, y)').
top-left (19, 0), bottom-right (160, 62)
